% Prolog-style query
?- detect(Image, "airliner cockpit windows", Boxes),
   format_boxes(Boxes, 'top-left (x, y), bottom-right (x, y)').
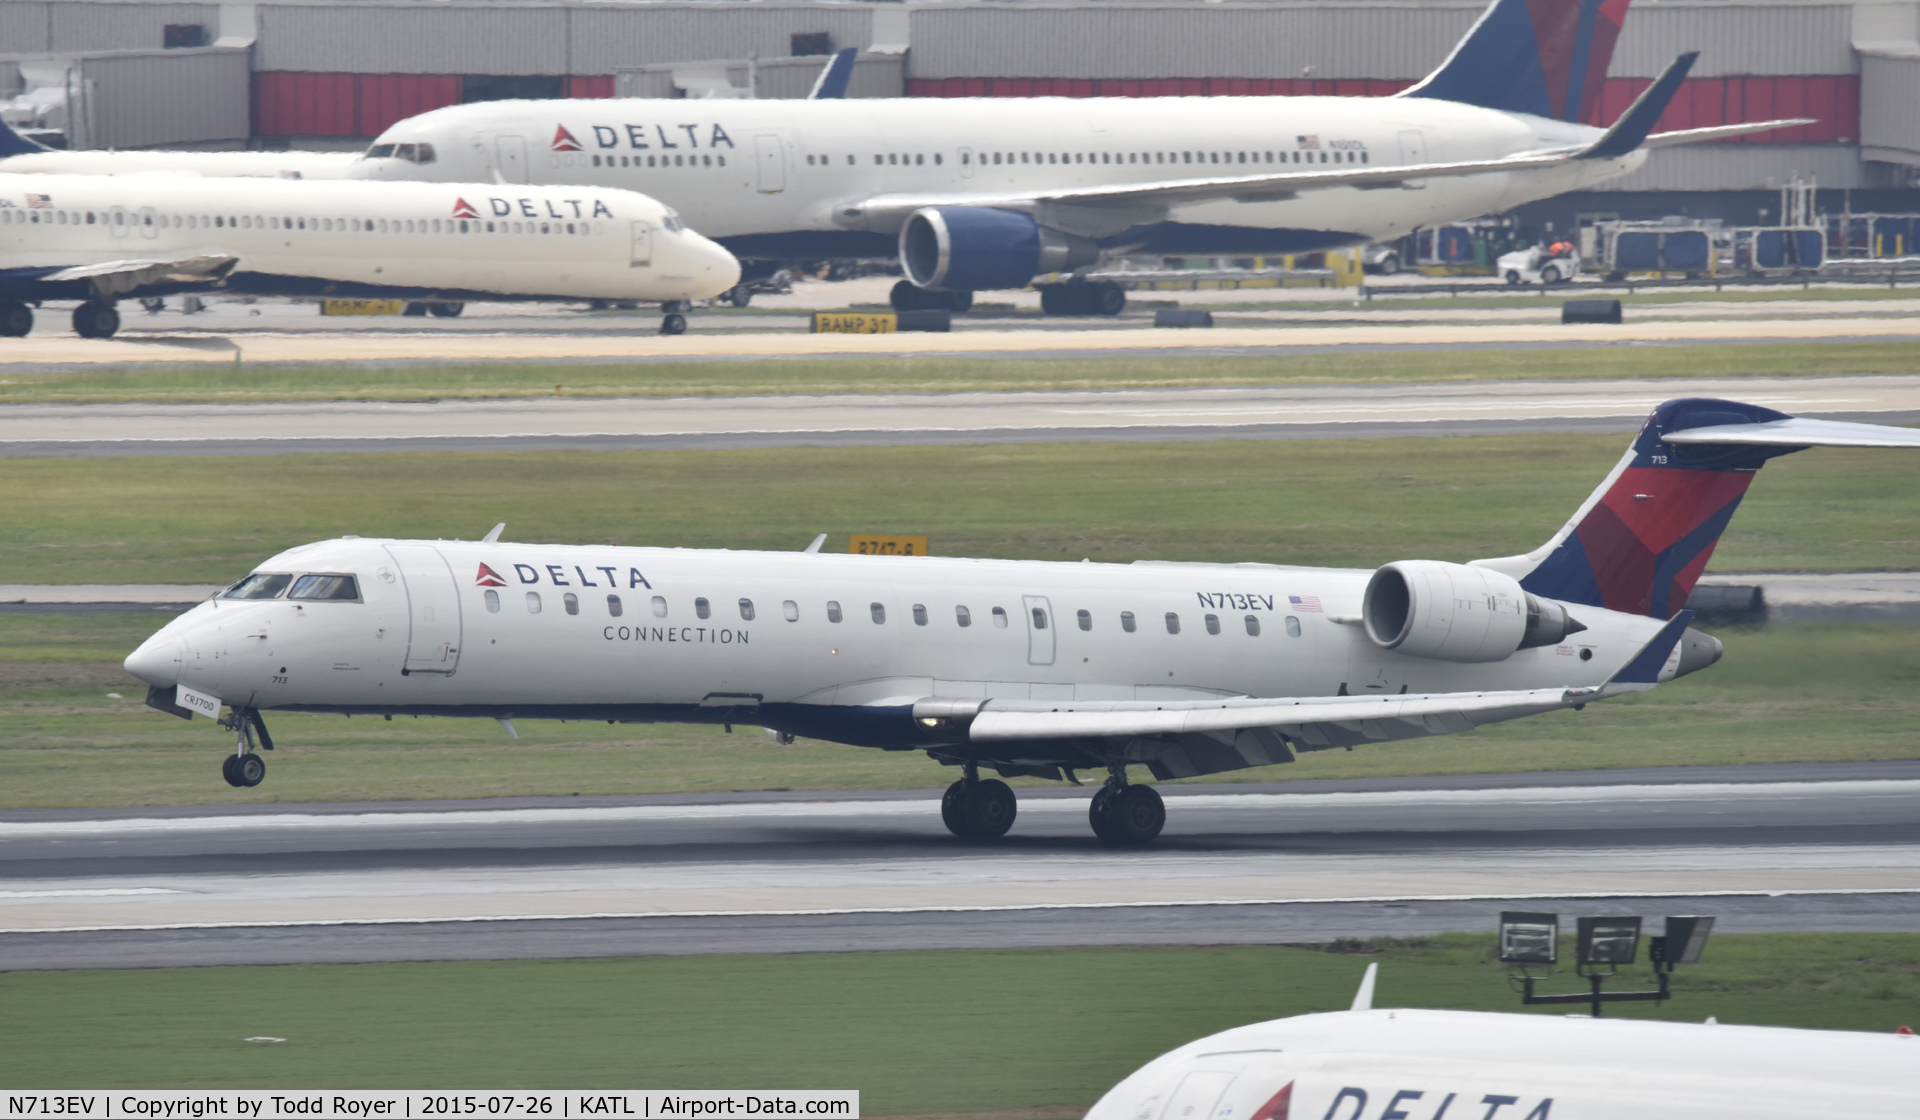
top-left (695, 597), bottom-right (711, 619)
top-left (367, 145), bottom-right (395, 159)
top-left (225, 573), bottom-right (293, 600)
top-left (991, 607), bottom-right (1008, 629)
top-left (289, 574), bottom-right (361, 601)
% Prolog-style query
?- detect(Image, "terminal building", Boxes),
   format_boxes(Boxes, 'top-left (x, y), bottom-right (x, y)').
top-left (4, 0), bottom-right (1918, 233)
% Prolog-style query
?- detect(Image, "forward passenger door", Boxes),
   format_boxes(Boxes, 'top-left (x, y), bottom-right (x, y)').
top-left (385, 544), bottom-right (463, 675)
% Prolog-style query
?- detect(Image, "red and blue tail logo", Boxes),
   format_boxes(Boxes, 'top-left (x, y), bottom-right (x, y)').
top-left (1518, 400), bottom-right (1803, 619)
top-left (1404, 0), bottom-right (1632, 123)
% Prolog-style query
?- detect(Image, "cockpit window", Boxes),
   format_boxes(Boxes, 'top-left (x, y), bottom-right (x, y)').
top-left (662, 212), bottom-right (685, 233)
top-left (288, 574), bottom-right (361, 601)
top-left (224, 573), bottom-right (292, 599)
top-left (414, 143), bottom-right (436, 164)
top-left (366, 144), bottom-right (395, 159)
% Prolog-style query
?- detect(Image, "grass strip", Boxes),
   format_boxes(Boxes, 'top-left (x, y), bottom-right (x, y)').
top-left (4, 437), bottom-right (1918, 584)
top-left (5, 622), bottom-right (1914, 808)
top-left (2, 342), bottom-right (1917, 404)
top-left (3, 938), bottom-right (1916, 1099)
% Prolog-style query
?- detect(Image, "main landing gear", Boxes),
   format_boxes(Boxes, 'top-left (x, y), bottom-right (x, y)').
top-left (1038, 280), bottom-right (1126, 317)
top-left (0, 301), bottom-right (32, 338)
top-left (942, 766), bottom-right (1017, 839)
top-left (218, 707), bottom-right (274, 788)
top-left (1089, 767), bottom-right (1165, 845)
top-left (72, 300), bottom-right (120, 339)
top-left (889, 281), bottom-right (973, 313)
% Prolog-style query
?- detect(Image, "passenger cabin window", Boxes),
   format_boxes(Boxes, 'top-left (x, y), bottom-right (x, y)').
top-left (695, 597), bottom-right (711, 619)
top-left (652, 595), bottom-right (668, 618)
top-left (738, 598), bottom-right (755, 621)
top-left (485, 590), bottom-right (500, 613)
top-left (956, 605), bottom-right (971, 627)
top-left (1285, 615), bottom-right (1302, 638)
top-left (564, 593), bottom-right (580, 616)
top-left (1121, 611), bottom-right (1136, 633)
top-left (1077, 609), bottom-right (1092, 631)
top-left (526, 592), bottom-right (542, 614)
top-left (1205, 614), bottom-right (1221, 635)
top-left (1031, 607), bottom-right (1048, 630)
top-left (1165, 612), bottom-right (1181, 634)
top-left (827, 600), bottom-right (843, 623)
top-left (912, 604), bottom-right (928, 626)
top-left (289, 574), bottom-right (360, 601)
top-left (1245, 615), bottom-right (1260, 636)
top-left (991, 607), bottom-right (1008, 629)
top-left (870, 602), bottom-right (886, 624)
top-left (608, 594), bottom-right (623, 617)
top-left (225, 573), bottom-right (292, 599)
top-left (783, 600), bottom-right (799, 622)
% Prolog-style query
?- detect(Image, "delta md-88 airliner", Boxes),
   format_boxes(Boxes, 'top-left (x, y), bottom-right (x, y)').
top-left (124, 400), bottom-right (1920, 844)
top-left (346, 0), bottom-right (1806, 313)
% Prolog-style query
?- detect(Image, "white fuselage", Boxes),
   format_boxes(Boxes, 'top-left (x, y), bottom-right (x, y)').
top-left (124, 537), bottom-right (1672, 750)
top-left (345, 96), bottom-right (1644, 258)
top-left (0, 172), bottom-right (738, 303)
top-left (0, 149), bottom-right (358, 180)
top-left (1087, 1008), bottom-right (1920, 1120)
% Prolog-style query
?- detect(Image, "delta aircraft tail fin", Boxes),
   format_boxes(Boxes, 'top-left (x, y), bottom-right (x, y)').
top-left (1401, 0), bottom-right (1633, 123)
top-left (807, 48), bottom-right (859, 100)
top-left (0, 117), bottom-right (50, 158)
top-left (1472, 399), bottom-right (1920, 620)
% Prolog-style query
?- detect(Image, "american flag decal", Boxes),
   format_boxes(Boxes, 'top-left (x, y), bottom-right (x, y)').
top-left (25, 193), bottom-right (51, 208)
top-left (1288, 595), bottom-right (1323, 613)
top-left (1295, 135), bottom-right (1320, 150)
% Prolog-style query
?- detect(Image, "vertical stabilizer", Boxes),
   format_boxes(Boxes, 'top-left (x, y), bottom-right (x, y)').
top-left (0, 118), bottom-right (50, 158)
top-left (1401, 0), bottom-right (1633, 123)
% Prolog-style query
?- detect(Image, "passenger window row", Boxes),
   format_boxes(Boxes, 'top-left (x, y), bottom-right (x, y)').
top-left (591, 153), bottom-right (726, 169)
top-left (0, 208), bottom-right (596, 238)
top-left (964, 149), bottom-right (1367, 167)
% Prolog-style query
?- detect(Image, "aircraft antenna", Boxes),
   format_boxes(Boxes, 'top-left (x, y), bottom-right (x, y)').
top-left (482, 523), bottom-right (506, 543)
top-left (804, 533), bottom-right (827, 554)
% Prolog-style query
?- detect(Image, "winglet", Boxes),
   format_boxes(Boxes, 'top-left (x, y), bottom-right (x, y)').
top-left (1606, 610), bottom-right (1695, 689)
top-left (0, 117), bottom-right (49, 158)
top-left (1350, 962), bottom-right (1378, 1011)
top-left (807, 48), bottom-right (858, 100)
top-left (1578, 53), bottom-right (1697, 160)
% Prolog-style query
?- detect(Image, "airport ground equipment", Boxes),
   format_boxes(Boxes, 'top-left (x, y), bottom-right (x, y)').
top-left (124, 398), bottom-right (1920, 845)
top-left (1498, 244), bottom-right (1580, 285)
top-left (343, 0), bottom-right (1806, 318)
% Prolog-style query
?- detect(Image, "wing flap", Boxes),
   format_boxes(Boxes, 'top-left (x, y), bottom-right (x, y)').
top-left (41, 254), bottom-right (239, 296)
top-left (966, 686), bottom-right (1573, 741)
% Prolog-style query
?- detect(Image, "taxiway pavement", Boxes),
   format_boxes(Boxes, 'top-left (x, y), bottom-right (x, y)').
top-left (4, 762), bottom-right (1916, 969)
top-left (6, 374), bottom-right (1919, 457)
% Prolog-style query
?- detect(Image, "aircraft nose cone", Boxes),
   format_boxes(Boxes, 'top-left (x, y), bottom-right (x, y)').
top-left (699, 235), bottom-right (742, 289)
top-left (124, 631), bottom-right (183, 688)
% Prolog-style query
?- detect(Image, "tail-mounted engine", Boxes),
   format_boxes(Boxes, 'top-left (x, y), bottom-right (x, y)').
top-left (899, 206), bottom-right (1099, 292)
top-left (1363, 560), bottom-right (1584, 663)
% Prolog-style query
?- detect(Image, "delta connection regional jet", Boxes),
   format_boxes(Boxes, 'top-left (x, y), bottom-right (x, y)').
top-left (125, 399), bottom-right (1920, 845)
top-left (347, 0), bottom-right (1808, 313)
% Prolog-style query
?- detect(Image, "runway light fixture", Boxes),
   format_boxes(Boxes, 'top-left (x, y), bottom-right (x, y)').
top-left (1650, 915), bottom-right (1716, 970)
top-left (1576, 915), bottom-right (1642, 969)
top-left (1498, 911), bottom-right (1559, 965)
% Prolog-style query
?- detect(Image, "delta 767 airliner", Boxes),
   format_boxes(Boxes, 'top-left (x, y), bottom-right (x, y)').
top-left (124, 399), bottom-right (1919, 845)
top-left (345, 0), bottom-right (1806, 314)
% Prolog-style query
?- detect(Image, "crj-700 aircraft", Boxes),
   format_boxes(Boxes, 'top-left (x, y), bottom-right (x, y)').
top-left (0, 172), bottom-right (738, 337)
top-left (1089, 966), bottom-right (1919, 1118)
top-left (125, 399), bottom-right (1919, 844)
top-left (346, 0), bottom-right (1804, 313)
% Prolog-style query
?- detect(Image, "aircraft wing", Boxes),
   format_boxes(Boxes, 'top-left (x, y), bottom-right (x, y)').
top-left (1642, 120), bottom-right (1817, 149)
top-left (34, 253), bottom-right (239, 296)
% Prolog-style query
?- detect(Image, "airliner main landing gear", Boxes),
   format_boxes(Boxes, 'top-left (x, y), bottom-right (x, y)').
top-left (1089, 766), bottom-right (1165, 845)
top-left (218, 707), bottom-right (274, 788)
top-left (942, 765), bottom-right (1017, 839)
top-left (1038, 280), bottom-right (1126, 317)
top-left (72, 300), bottom-right (120, 339)
top-left (0, 301), bottom-right (32, 337)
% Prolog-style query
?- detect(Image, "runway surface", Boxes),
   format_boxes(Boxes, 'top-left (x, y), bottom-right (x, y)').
top-left (4, 762), bottom-right (1916, 970)
top-left (7, 374), bottom-right (1919, 457)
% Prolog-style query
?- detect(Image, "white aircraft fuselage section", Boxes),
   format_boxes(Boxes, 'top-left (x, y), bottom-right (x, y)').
top-left (0, 149), bottom-right (359, 180)
top-left (347, 95), bottom-right (1642, 256)
top-left (0, 172), bottom-right (739, 303)
top-left (130, 538), bottom-right (1670, 743)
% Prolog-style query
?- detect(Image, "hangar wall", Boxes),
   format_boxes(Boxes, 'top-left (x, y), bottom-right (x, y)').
top-left (5, 0), bottom-right (1916, 198)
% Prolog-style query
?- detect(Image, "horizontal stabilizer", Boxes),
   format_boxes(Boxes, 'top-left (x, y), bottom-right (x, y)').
top-left (1577, 52), bottom-right (1697, 160)
top-left (1600, 610), bottom-right (1693, 691)
top-left (1664, 415), bottom-right (1920, 449)
top-left (1643, 119), bottom-right (1818, 149)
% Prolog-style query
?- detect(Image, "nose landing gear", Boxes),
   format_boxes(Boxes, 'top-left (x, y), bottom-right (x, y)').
top-left (218, 707), bottom-right (274, 788)
top-left (941, 764), bottom-right (1018, 839)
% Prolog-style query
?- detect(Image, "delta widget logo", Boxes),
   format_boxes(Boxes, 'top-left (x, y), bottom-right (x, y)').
top-left (451, 197), bottom-right (480, 219)
top-left (552, 125), bottom-right (584, 152)
top-left (475, 563), bottom-right (508, 587)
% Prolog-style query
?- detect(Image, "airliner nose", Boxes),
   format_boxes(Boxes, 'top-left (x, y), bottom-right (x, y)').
top-left (693, 233), bottom-right (741, 292)
top-left (124, 630), bottom-right (184, 688)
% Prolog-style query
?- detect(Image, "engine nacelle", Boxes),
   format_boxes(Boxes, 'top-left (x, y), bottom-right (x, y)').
top-left (898, 207), bottom-right (1098, 292)
top-left (1363, 560), bottom-right (1584, 663)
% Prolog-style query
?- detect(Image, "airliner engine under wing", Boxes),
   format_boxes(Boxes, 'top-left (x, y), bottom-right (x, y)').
top-left (123, 399), bottom-right (1919, 843)
top-left (344, 0), bottom-right (1809, 312)
top-left (0, 172), bottom-right (738, 337)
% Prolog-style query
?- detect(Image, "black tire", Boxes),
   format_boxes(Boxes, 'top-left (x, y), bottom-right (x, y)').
top-left (1098, 785), bottom-right (1165, 846)
top-left (1038, 286), bottom-right (1068, 315)
top-left (221, 755), bottom-right (245, 788)
top-left (1377, 253), bottom-right (1401, 276)
top-left (1504, 270), bottom-right (1522, 286)
top-left (1088, 786), bottom-right (1119, 842)
top-left (660, 312), bottom-right (688, 336)
top-left (237, 754), bottom-right (266, 787)
top-left (72, 302), bottom-right (120, 339)
top-left (941, 779), bottom-right (969, 837)
top-left (1092, 281), bottom-right (1127, 316)
top-left (0, 301), bottom-right (31, 338)
top-left (961, 778), bottom-right (1017, 839)
top-left (890, 280), bottom-right (932, 313)
top-left (945, 289), bottom-right (974, 313)
top-left (427, 302), bottom-right (465, 318)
